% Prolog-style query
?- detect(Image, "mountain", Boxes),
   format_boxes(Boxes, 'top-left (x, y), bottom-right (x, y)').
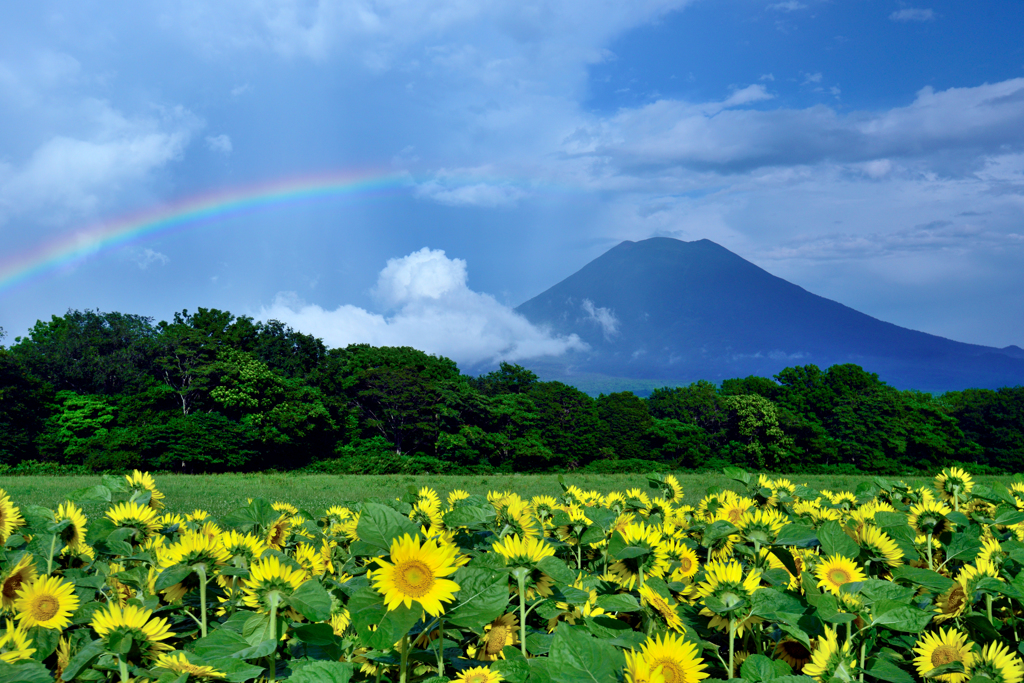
top-left (515, 237), bottom-right (1024, 394)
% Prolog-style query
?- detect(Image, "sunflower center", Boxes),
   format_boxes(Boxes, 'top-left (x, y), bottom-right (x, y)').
top-left (947, 586), bottom-right (966, 611)
top-left (464, 673), bottom-right (488, 683)
top-left (679, 557), bottom-right (693, 573)
top-left (32, 595), bottom-right (61, 621)
top-left (728, 509), bottom-right (743, 523)
top-left (781, 641), bottom-right (811, 659)
top-left (395, 560), bottom-right (434, 597)
top-left (651, 658), bottom-right (684, 683)
top-left (2, 577), bottom-right (24, 600)
top-left (828, 568), bottom-right (851, 585)
top-left (931, 645), bottom-right (963, 667)
top-left (486, 625), bottom-right (509, 654)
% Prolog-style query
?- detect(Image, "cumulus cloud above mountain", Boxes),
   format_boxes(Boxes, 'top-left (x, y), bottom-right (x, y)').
top-left (259, 248), bottom-right (586, 367)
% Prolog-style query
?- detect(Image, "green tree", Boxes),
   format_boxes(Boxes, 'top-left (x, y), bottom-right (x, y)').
top-left (596, 391), bottom-right (652, 460)
top-left (528, 381), bottom-right (600, 469)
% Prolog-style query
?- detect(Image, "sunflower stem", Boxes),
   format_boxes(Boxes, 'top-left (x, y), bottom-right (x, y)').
top-left (728, 618), bottom-right (736, 678)
top-left (926, 531), bottom-right (934, 571)
top-left (399, 633), bottom-right (410, 683)
top-left (436, 618), bottom-right (445, 678)
top-left (47, 535), bottom-right (57, 575)
top-left (268, 592), bottom-right (280, 683)
top-left (986, 593), bottom-right (994, 626)
top-left (117, 655), bottom-right (129, 683)
top-left (953, 485), bottom-right (960, 513)
top-left (197, 564), bottom-right (208, 638)
top-left (515, 569), bottom-right (529, 658)
top-left (577, 543), bottom-right (583, 571)
top-left (859, 640), bottom-right (866, 683)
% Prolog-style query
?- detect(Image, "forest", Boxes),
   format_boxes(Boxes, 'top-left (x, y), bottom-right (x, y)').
top-left (0, 308), bottom-right (1021, 476)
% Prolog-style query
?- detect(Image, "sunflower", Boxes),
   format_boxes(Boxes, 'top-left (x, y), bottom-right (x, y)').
top-left (774, 638), bottom-right (812, 673)
top-left (934, 467), bottom-right (974, 503)
top-left (330, 609), bottom-right (350, 636)
top-left (153, 652), bottom-right (226, 680)
top-left (105, 501), bottom-right (160, 542)
top-left (736, 508), bottom-right (788, 546)
top-left (502, 499), bottom-right (541, 540)
top-left (624, 650), bottom-right (667, 683)
top-left (609, 522), bottom-right (671, 589)
top-left (409, 499), bottom-right (444, 530)
top-left (908, 500), bottom-right (954, 536)
top-left (292, 542), bottom-right (327, 580)
top-left (934, 578), bottom-right (970, 623)
top-left (695, 560), bottom-right (762, 634)
top-left (455, 666), bottom-right (504, 683)
top-left (372, 534), bottom-right (460, 617)
top-left (663, 540), bottom-right (699, 581)
top-left (530, 495), bottom-right (559, 520)
top-left (663, 475), bottom-right (685, 504)
top-left (158, 531), bottom-right (231, 602)
top-left (640, 631), bottom-right (709, 683)
top-left (475, 613), bottom-right (519, 661)
top-left (265, 514), bottom-right (291, 550)
top-left (14, 574), bottom-right (79, 630)
top-left (125, 470), bottom-right (166, 509)
top-left (913, 628), bottom-right (974, 683)
top-left (825, 491), bottom-right (858, 509)
top-left (555, 504), bottom-right (592, 545)
top-left (0, 618), bottom-right (35, 663)
top-left (639, 584), bottom-right (684, 633)
top-left (0, 554), bottom-right (37, 611)
top-left (220, 530), bottom-right (267, 564)
top-left (803, 626), bottom-right (855, 683)
top-left (0, 490), bottom-right (25, 544)
top-left (90, 603), bottom-right (175, 661)
top-left (242, 555), bottom-right (306, 613)
top-left (976, 537), bottom-right (1006, 567)
top-left (696, 491), bottom-right (736, 522)
top-left (492, 534), bottom-right (555, 565)
top-left (815, 555), bottom-right (866, 596)
top-left (966, 641), bottom-right (1024, 683)
top-left (53, 501), bottom-right (89, 554)
top-left (625, 488), bottom-right (653, 511)
top-left (854, 525), bottom-right (903, 567)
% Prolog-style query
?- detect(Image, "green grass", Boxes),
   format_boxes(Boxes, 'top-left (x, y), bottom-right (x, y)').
top-left (0, 471), bottom-right (1014, 519)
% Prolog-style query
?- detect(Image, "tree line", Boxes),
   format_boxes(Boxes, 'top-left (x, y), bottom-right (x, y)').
top-left (0, 308), bottom-right (1021, 476)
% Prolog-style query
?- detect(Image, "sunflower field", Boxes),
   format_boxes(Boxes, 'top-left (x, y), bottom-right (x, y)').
top-left (2, 467), bottom-right (1024, 683)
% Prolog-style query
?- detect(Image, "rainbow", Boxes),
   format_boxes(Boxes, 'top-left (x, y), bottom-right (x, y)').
top-left (0, 170), bottom-right (412, 295)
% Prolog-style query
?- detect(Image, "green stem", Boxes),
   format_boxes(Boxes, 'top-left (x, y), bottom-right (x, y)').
top-left (118, 655), bottom-right (129, 683)
top-left (577, 542), bottom-right (583, 572)
top-left (953, 485), bottom-right (960, 513)
top-left (515, 569), bottom-right (529, 658)
top-left (47, 535), bottom-right (57, 575)
top-left (986, 593), bottom-right (994, 627)
top-left (399, 633), bottom-right (410, 683)
top-left (728, 619), bottom-right (736, 679)
top-left (926, 531), bottom-right (934, 571)
top-left (860, 640), bottom-right (866, 683)
top-left (846, 620), bottom-right (852, 649)
top-left (268, 592), bottom-right (280, 683)
top-left (197, 564), bottom-right (208, 638)
top-left (436, 618), bottom-right (445, 678)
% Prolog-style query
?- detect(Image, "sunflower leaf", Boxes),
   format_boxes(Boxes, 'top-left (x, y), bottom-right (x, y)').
top-left (869, 600), bottom-right (933, 632)
top-left (890, 566), bottom-right (955, 594)
top-left (154, 564), bottom-right (193, 591)
top-left (866, 659), bottom-right (916, 683)
top-left (536, 557), bottom-right (576, 585)
top-left (741, 654), bottom-right (778, 682)
top-left (446, 566), bottom-right (510, 631)
top-left (773, 524), bottom-right (819, 548)
top-left (818, 521), bottom-right (860, 559)
top-left (595, 593), bottom-right (641, 613)
top-left (442, 505), bottom-right (495, 529)
top-left (286, 662), bottom-right (355, 683)
top-left (288, 579), bottom-right (333, 622)
top-left (0, 661), bottom-right (54, 683)
top-left (546, 623), bottom-right (624, 683)
top-left (355, 503), bottom-right (420, 552)
top-left (61, 638), bottom-right (106, 681)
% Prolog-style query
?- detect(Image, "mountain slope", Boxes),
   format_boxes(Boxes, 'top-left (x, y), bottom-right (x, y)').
top-left (515, 238), bottom-right (1024, 392)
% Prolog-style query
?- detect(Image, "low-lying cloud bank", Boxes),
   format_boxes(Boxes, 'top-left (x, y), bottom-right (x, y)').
top-left (259, 248), bottom-right (586, 367)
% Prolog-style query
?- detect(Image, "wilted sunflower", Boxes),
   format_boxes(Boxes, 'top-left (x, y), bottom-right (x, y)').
top-left (854, 525), bottom-right (903, 567)
top-left (0, 554), bottom-right (37, 611)
top-left (125, 470), bottom-right (166, 509)
top-left (0, 618), bottom-right (35, 663)
top-left (106, 501), bottom-right (160, 542)
top-left (455, 665), bottom-right (504, 683)
top-left (153, 652), bottom-right (226, 680)
top-left (0, 490), bottom-right (25, 544)
top-left (774, 638), bottom-right (812, 672)
top-left (639, 584), bottom-right (684, 633)
top-left (815, 555), bottom-right (866, 596)
top-left (372, 534), bottom-right (460, 617)
top-left (90, 603), bottom-right (175, 661)
top-left (53, 501), bottom-right (88, 554)
top-left (913, 628), bottom-right (974, 683)
top-left (966, 641), bottom-right (1024, 683)
top-left (803, 626), bottom-right (855, 683)
top-left (475, 613), bottom-right (519, 661)
top-left (242, 555), bottom-right (306, 613)
top-left (14, 574), bottom-right (80, 630)
top-left (934, 467), bottom-right (974, 503)
top-left (640, 631), bottom-right (709, 683)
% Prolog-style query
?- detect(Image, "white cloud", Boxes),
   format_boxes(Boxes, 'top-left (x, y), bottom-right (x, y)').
top-left (260, 248), bottom-right (586, 367)
top-left (767, 2), bottom-right (806, 11)
top-left (205, 134), bottom-right (232, 153)
top-left (415, 179), bottom-right (528, 207)
top-left (127, 247), bottom-right (170, 269)
top-left (802, 72), bottom-right (823, 85)
top-left (580, 299), bottom-right (619, 339)
top-left (889, 8), bottom-right (935, 22)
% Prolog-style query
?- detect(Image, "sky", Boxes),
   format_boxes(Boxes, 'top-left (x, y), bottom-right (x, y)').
top-left (2, 0), bottom-right (1023, 368)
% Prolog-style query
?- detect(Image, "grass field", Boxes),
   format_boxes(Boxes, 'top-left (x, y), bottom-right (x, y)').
top-left (0, 471), bottom-right (1014, 518)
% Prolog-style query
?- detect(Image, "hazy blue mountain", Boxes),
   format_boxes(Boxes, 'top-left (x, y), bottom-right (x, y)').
top-left (515, 238), bottom-right (1024, 394)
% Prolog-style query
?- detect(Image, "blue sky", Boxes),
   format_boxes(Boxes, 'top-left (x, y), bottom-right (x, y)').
top-left (2, 0), bottom-right (1023, 367)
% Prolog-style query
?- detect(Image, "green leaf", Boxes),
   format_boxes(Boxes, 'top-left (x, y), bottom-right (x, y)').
top-left (774, 524), bottom-right (819, 548)
top-left (71, 485), bottom-right (112, 504)
top-left (594, 593), bottom-right (642, 613)
top-left (62, 638), bottom-right (106, 681)
top-left (546, 624), bottom-right (624, 683)
top-left (292, 623), bottom-right (340, 646)
top-left (866, 659), bottom-right (915, 683)
top-left (943, 527), bottom-right (983, 564)
top-left (288, 579), bottom-right (333, 622)
top-left (0, 661), bottom-right (54, 683)
top-left (890, 566), bottom-right (956, 594)
top-left (193, 656), bottom-right (265, 683)
top-left (815, 594), bottom-right (856, 624)
top-left (741, 655), bottom-right (779, 682)
top-left (703, 520), bottom-right (739, 545)
top-left (537, 557), bottom-right (576, 585)
top-left (442, 505), bottom-right (496, 528)
top-left (870, 600), bottom-right (934, 632)
top-left (857, 579), bottom-right (916, 604)
top-left (750, 588), bottom-right (805, 619)
top-left (614, 546), bottom-right (651, 561)
top-left (446, 567), bottom-right (511, 631)
top-left (355, 503), bottom-right (420, 552)
top-left (579, 525), bottom-right (606, 546)
top-left (193, 629), bottom-right (252, 659)
top-left (493, 657), bottom-right (532, 683)
top-left (155, 564), bottom-right (193, 591)
top-left (818, 521), bottom-right (860, 559)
